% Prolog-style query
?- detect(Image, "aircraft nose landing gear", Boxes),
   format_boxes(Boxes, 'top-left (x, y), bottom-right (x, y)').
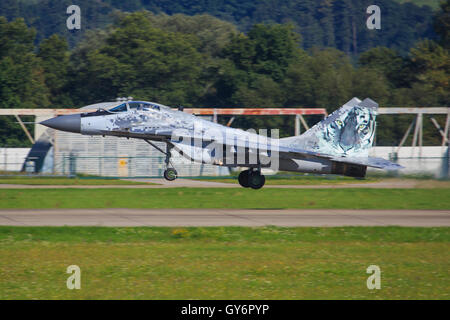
top-left (144, 139), bottom-right (178, 182)
top-left (163, 168), bottom-right (178, 181)
top-left (238, 169), bottom-right (265, 189)
top-left (162, 144), bottom-right (177, 181)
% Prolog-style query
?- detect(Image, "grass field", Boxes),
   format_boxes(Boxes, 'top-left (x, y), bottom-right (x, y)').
top-left (0, 188), bottom-right (448, 209)
top-left (0, 226), bottom-right (448, 299)
top-left (1, 176), bottom-right (448, 300)
top-left (0, 176), bottom-right (152, 185)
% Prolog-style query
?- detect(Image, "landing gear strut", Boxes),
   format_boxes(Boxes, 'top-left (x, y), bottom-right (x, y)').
top-left (238, 169), bottom-right (265, 189)
top-left (162, 144), bottom-right (177, 181)
top-left (145, 140), bottom-right (178, 181)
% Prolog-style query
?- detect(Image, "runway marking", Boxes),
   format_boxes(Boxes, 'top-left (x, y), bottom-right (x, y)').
top-left (0, 209), bottom-right (448, 227)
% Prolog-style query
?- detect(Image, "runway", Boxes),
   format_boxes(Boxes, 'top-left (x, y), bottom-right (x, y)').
top-left (0, 209), bottom-right (448, 227)
top-left (0, 178), bottom-right (447, 189)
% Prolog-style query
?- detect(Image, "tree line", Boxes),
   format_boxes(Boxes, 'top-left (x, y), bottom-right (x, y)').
top-left (0, 0), bottom-right (438, 53)
top-left (0, 2), bottom-right (448, 147)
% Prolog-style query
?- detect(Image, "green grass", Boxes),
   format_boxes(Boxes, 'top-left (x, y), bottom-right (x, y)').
top-left (0, 226), bottom-right (448, 299)
top-left (0, 176), bottom-right (152, 185)
top-left (0, 188), bottom-right (448, 209)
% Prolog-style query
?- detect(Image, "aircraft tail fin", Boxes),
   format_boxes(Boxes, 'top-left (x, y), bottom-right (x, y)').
top-left (281, 97), bottom-right (378, 157)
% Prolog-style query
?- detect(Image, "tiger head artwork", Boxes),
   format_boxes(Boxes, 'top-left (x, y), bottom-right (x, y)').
top-left (317, 106), bottom-right (376, 156)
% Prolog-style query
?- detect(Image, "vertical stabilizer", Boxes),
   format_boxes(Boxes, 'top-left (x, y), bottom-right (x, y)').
top-left (281, 98), bottom-right (378, 157)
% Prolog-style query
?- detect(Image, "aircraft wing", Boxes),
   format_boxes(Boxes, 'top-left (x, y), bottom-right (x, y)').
top-left (100, 128), bottom-right (217, 142)
top-left (102, 128), bottom-right (402, 170)
top-left (101, 128), bottom-right (173, 139)
top-left (213, 138), bottom-right (403, 171)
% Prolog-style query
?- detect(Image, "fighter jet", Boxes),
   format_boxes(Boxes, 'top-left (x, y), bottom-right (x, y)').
top-left (41, 97), bottom-right (402, 189)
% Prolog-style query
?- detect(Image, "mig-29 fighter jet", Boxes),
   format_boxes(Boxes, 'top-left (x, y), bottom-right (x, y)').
top-left (41, 97), bottom-right (402, 189)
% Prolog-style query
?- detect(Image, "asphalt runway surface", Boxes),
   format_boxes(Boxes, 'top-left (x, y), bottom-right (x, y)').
top-left (0, 178), bottom-right (442, 189)
top-left (0, 209), bottom-right (449, 227)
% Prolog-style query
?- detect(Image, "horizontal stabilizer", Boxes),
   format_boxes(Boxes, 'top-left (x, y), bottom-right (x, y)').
top-left (330, 156), bottom-right (404, 170)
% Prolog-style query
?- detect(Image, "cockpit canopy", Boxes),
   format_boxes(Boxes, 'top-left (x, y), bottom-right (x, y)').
top-left (109, 103), bottom-right (128, 112)
top-left (108, 101), bottom-right (164, 113)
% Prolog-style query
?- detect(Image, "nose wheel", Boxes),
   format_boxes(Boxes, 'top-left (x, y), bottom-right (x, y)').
top-left (238, 169), bottom-right (265, 189)
top-left (163, 168), bottom-right (178, 181)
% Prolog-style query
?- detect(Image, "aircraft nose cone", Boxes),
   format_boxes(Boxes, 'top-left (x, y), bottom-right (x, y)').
top-left (40, 114), bottom-right (81, 133)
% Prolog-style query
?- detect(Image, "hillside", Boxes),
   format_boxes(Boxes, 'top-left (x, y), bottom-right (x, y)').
top-left (394, 0), bottom-right (441, 10)
top-left (0, 0), bottom-right (437, 54)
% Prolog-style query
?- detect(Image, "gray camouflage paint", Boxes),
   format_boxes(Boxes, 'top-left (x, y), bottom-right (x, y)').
top-left (75, 98), bottom-right (399, 172)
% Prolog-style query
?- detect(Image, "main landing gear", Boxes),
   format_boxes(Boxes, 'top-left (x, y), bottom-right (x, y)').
top-left (145, 140), bottom-right (178, 181)
top-left (238, 169), bottom-right (265, 189)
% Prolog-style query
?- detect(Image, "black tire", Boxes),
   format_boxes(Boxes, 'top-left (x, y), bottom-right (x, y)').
top-left (163, 168), bottom-right (177, 181)
top-left (248, 172), bottom-right (265, 189)
top-left (238, 170), bottom-right (250, 188)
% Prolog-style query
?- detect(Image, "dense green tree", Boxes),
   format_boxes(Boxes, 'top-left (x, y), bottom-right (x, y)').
top-left (351, 67), bottom-right (390, 105)
top-left (220, 23), bottom-right (300, 88)
top-left (0, 17), bottom-right (49, 147)
top-left (318, 0), bottom-right (336, 48)
top-left (0, 17), bottom-right (49, 109)
top-left (408, 40), bottom-right (449, 106)
top-left (230, 73), bottom-right (291, 136)
top-left (358, 47), bottom-right (411, 88)
top-left (247, 24), bottom-right (300, 81)
top-left (282, 48), bottom-right (356, 111)
top-left (213, 23), bottom-right (300, 134)
top-left (0, 2), bottom-right (448, 147)
top-left (140, 12), bottom-right (238, 57)
top-left (434, 0), bottom-right (450, 48)
top-left (1, 0), bottom-right (437, 54)
top-left (282, 51), bottom-right (316, 107)
top-left (333, 0), bottom-right (353, 55)
top-left (68, 12), bottom-right (205, 106)
top-left (305, 48), bottom-right (354, 112)
top-left (131, 12), bottom-right (240, 107)
top-left (38, 35), bottom-right (71, 107)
